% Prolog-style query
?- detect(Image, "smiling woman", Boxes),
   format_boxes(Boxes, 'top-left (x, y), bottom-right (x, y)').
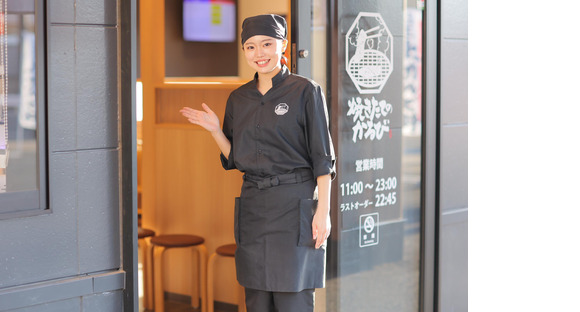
top-left (179, 14), bottom-right (335, 312)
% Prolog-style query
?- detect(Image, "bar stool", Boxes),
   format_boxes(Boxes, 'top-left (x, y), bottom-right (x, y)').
top-left (137, 227), bottom-right (156, 310)
top-left (207, 244), bottom-right (246, 312)
top-left (151, 234), bottom-right (208, 312)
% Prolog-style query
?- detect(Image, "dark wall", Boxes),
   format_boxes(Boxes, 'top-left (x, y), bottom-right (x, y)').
top-left (438, 0), bottom-right (468, 310)
top-left (0, 0), bottom-right (127, 310)
top-left (164, 0), bottom-right (238, 77)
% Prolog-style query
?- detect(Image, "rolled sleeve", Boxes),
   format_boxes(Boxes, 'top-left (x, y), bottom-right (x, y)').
top-left (312, 155), bottom-right (336, 180)
top-left (220, 148), bottom-right (236, 170)
top-left (305, 84), bottom-right (336, 180)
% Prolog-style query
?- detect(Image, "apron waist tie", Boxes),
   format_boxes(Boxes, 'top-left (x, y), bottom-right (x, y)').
top-left (244, 169), bottom-right (314, 190)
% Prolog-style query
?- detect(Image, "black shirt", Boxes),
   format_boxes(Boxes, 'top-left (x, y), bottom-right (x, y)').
top-left (220, 65), bottom-right (335, 179)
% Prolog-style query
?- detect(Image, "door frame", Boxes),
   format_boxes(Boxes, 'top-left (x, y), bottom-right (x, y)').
top-left (421, 0), bottom-right (439, 311)
top-left (120, 0), bottom-right (138, 310)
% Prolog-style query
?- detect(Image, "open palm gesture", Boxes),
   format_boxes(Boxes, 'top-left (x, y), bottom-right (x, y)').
top-left (180, 103), bottom-right (221, 133)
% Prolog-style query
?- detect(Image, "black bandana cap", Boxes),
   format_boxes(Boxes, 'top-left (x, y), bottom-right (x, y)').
top-left (241, 14), bottom-right (287, 45)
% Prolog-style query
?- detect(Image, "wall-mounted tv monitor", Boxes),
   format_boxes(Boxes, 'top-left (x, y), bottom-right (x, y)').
top-left (183, 0), bottom-right (236, 42)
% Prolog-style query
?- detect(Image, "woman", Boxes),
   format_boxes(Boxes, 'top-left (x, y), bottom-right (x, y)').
top-left (180, 14), bottom-right (335, 312)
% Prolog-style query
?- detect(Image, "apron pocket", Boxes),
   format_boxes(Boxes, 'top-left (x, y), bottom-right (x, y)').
top-left (298, 199), bottom-right (318, 247)
top-left (234, 197), bottom-right (241, 245)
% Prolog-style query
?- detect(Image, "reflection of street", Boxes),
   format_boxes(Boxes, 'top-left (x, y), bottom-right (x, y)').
top-left (2, 140), bottom-right (37, 192)
top-left (402, 135), bottom-right (422, 234)
top-left (326, 134), bottom-right (422, 311)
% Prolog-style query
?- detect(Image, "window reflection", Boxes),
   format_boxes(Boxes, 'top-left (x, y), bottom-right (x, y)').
top-left (0, 10), bottom-right (37, 193)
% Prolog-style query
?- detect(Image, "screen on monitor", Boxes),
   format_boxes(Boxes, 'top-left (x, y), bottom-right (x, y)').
top-left (183, 0), bottom-right (236, 42)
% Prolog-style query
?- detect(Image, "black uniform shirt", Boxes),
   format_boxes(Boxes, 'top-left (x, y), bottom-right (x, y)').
top-left (220, 65), bottom-right (335, 179)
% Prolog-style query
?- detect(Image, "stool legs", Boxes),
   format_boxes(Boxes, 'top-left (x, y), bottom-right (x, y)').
top-left (193, 245), bottom-right (208, 312)
top-left (143, 237), bottom-right (155, 310)
top-left (153, 245), bottom-right (208, 312)
top-left (207, 252), bottom-right (246, 312)
top-left (207, 253), bottom-right (217, 312)
top-left (238, 282), bottom-right (246, 312)
top-left (153, 246), bottom-right (167, 312)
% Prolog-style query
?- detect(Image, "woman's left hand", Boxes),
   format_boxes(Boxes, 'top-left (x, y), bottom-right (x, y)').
top-left (312, 207), bottom-right (331, 249)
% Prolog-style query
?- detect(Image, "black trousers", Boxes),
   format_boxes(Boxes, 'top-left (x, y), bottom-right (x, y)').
top-left (244, 288), bottom-right (315, 312)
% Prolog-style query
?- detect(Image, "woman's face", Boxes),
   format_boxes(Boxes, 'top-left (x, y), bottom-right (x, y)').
top-left (243, 35), bottom-right (287, 78)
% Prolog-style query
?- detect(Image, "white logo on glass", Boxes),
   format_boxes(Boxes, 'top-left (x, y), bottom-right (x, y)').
top-left (346, 12), bottom-right (393, 94)
top-left (274, 103), bottom-right (289, 116)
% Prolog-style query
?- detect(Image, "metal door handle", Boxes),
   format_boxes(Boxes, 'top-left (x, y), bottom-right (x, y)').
top-left (298, 50), bottom-right (309, 58)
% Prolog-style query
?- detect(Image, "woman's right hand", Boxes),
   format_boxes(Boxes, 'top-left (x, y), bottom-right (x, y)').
top-left (180, 103), bottom-right (221, 133)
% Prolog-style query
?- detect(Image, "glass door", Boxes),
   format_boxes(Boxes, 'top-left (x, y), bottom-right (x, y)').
top-left (293, 0), bottom-right (424, 311)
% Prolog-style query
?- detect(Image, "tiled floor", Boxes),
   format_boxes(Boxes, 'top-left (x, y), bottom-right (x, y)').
top-left (141, 301), bottom-right (198, 312)
top-left (141, 298), bottom-right (232, 312)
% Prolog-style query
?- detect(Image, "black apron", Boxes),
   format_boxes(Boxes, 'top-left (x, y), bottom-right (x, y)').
top-left (234, 169), bottom-right (326, 292)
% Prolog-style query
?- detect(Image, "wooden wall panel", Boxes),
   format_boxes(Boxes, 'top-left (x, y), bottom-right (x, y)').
top-left (144, 84), bottom-right (245, 303)
top-left (156, 86), bottom-right (240, 124)
top-left (151, 126), bottom-right (243, 302)
top-left (140, 0), bottom-right (290, 305)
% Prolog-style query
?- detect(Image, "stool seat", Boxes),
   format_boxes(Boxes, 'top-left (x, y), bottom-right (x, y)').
top-left (216, 244), bottom-right (236, 257)
top-left (152, 234), bottom-right (208, 312)
top-left (138, 227), bottom-right (156, 239)
top-left (151, 234), bottom-right (205, 248)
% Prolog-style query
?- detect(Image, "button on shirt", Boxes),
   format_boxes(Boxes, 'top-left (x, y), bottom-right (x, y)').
top-left (220, 65), bottom-right (335, 179)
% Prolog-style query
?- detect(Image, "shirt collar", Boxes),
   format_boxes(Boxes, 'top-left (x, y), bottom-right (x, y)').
top-left (252, 64), bottom-right (290, 88)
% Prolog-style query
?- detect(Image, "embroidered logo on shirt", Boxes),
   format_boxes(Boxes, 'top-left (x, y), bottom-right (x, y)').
top-left (274, 103), bottom-right (289, 116)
